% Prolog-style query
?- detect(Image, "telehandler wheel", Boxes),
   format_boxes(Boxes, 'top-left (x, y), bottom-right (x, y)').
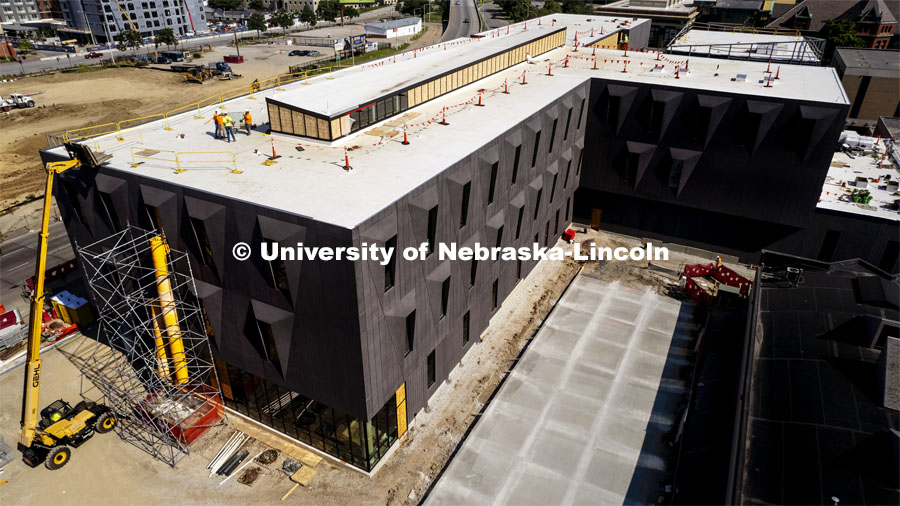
top-left (45, 446), bottom-right (71, 470)
top-left (95, 412), bottom-right (117, 433)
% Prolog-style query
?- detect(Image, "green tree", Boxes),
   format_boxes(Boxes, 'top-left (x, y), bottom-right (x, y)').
top-left (820, 18), bottom-right (866, 62)
top-left (317, 0), bottom-right (341, 22)
top-left (271, 10), bottom-right (294, 38)
top-left (154, 27), bottom-right (177, 49)
top-left (248, 12), bottom-right (268, 38)
top-left (399, 0), bottom-right (428, 16)
top-left (497, 0), bottom-right (533, 23)
top-left (18, 40), bottom-right (31, 52)
top-left (539, 0), bottom-right (561, 16)
top-left (820, 18), bottom-right (866, 48)
top-left (116, 27), bottom-right (143, 52)
top-left (300, 5), bottom-right (317, 26)
top-left (343, 5), bottom-right (359, 21)
top-left (561, 0), bottom-right (592, 15)
top-left (248, 0), bottom-right (266, 9)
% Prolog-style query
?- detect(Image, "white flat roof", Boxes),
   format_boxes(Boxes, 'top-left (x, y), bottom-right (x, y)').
top-left (817, 149), bottom-right (900, 222)
top-left (364, 17), bottom-right (421, 30)
top-left (602, 0), bottom-right (696, 13)
top-left (54, 16), bottom-right (849, 229)
top-left (269, 14), bottom-right (646, 117)
top-left (668, 28), bottom-right (820, 63)
top-left (54, 54), bottom-right (586, 229)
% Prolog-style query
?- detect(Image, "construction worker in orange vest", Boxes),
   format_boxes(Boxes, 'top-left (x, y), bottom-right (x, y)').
top-left (212, 111), bottom-right (225, 139)
top-left (243, 111), bottom-right (252, 135)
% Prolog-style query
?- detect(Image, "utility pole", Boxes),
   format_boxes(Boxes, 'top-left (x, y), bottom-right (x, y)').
top-left (234, 29), bottom-right (240, 57)
top-left (81, 9), bottom-right (97, 46)
top-left (102, 22), bottom-right (116, 64)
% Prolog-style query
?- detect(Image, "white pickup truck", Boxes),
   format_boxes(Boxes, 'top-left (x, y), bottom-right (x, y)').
top-left (0, 93), bottom-right (36, 111)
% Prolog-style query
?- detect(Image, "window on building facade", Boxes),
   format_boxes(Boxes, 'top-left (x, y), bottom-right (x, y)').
top-left (669, 159), bottom-right (684, 191)
top-left (531, 131), bottom-right (541, 167)
top-left (548, 118), bottom-right (557, 153)
top-left (144, 204), bottom-right (163, 233)
top-left (426, 206), bottom-right (437, 256)
top-left (462, 310), bottom-right (470, 345)
top-left (549, 173), bottom-right (558, 204)
top-left (470, 259), bottom-right (477, 287)
top-left (244, 315), bottom-right (280, 371)
top-left (563, 107), bottom-right (572, 141)
top-left (578, 98), bottom-right (586, 129)
top-left (99, 192), bottom-right (119, 230)
top-left (533, 188), bottom-right (542, 220)
top-left (188, 216), bottom-right (217, 270)
top-left (607, 95), bottom-right (620, 129)
top-left (491, 279), bottom-right (498, 310)
top-left (440, 277), bottom-right (450, 319)
top-left (405, 311), bottom-right (415, 356)
top-left (384, 235), bottom-right (396, 292)
top-left (515, 206), bottom-right (524, 240)
top-left (488, 162), bottom-right (498, 204)
top-left (460, 182), bottom-right (470, 228)
top-left (511, 145), bottom-right (521, 185)
top-left (427, 350), bottom-right (435, 387)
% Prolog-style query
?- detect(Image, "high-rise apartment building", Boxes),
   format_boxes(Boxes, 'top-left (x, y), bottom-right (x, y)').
top-left (60, 0), bottom-right (207, 41)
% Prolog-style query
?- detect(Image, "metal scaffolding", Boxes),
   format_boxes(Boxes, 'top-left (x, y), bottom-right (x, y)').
top-left (61, 225), bottom-right (224, 467)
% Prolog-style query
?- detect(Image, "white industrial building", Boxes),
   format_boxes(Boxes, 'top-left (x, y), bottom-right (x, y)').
top-left (364, 16), bottom-right (421, 39)
top-left (59, 0), bottom-right (208, 41)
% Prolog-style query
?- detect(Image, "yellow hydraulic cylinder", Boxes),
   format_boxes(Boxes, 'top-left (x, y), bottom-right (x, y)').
top-left (149, 236), bottom-right (189, 385)
top-left (150, 304), bottom-right (171, 379)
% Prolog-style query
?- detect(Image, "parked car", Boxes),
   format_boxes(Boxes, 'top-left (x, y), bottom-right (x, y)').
top-left (288, 50), bottom-right (309, 56)
top-left (152, 55), bottom-right (172, 64)
top-left (306, 50), bottom-right (319, 56)
top-left (84, 52), bottom-right (103, 59)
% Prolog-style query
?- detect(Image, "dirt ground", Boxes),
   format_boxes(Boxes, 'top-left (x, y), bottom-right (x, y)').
top-left (0, 236), bottom-right (581, 506)
top-left (0, 23), bottom-right (443, 211)
top-left (0, 228), bottom-right (749, 505)
top-left (0, 65), bottom-right (254, 210)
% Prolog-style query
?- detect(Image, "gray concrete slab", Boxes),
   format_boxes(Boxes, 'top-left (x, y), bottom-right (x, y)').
top-left (425, 275), bottom-right (692, 505)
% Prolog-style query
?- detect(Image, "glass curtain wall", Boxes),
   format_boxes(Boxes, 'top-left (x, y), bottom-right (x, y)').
top-left (214, 360), bottom-right (398, 472)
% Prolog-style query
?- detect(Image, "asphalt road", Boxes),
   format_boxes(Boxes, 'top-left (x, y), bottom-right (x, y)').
top-left (442, 0), bottom-right (482, 41)
top-left (0, 6), bottom-right (398, 76)
top-left (0, 220), bottom-right (75, 316)
top-left (481, 2), bottom-right (510, 29)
